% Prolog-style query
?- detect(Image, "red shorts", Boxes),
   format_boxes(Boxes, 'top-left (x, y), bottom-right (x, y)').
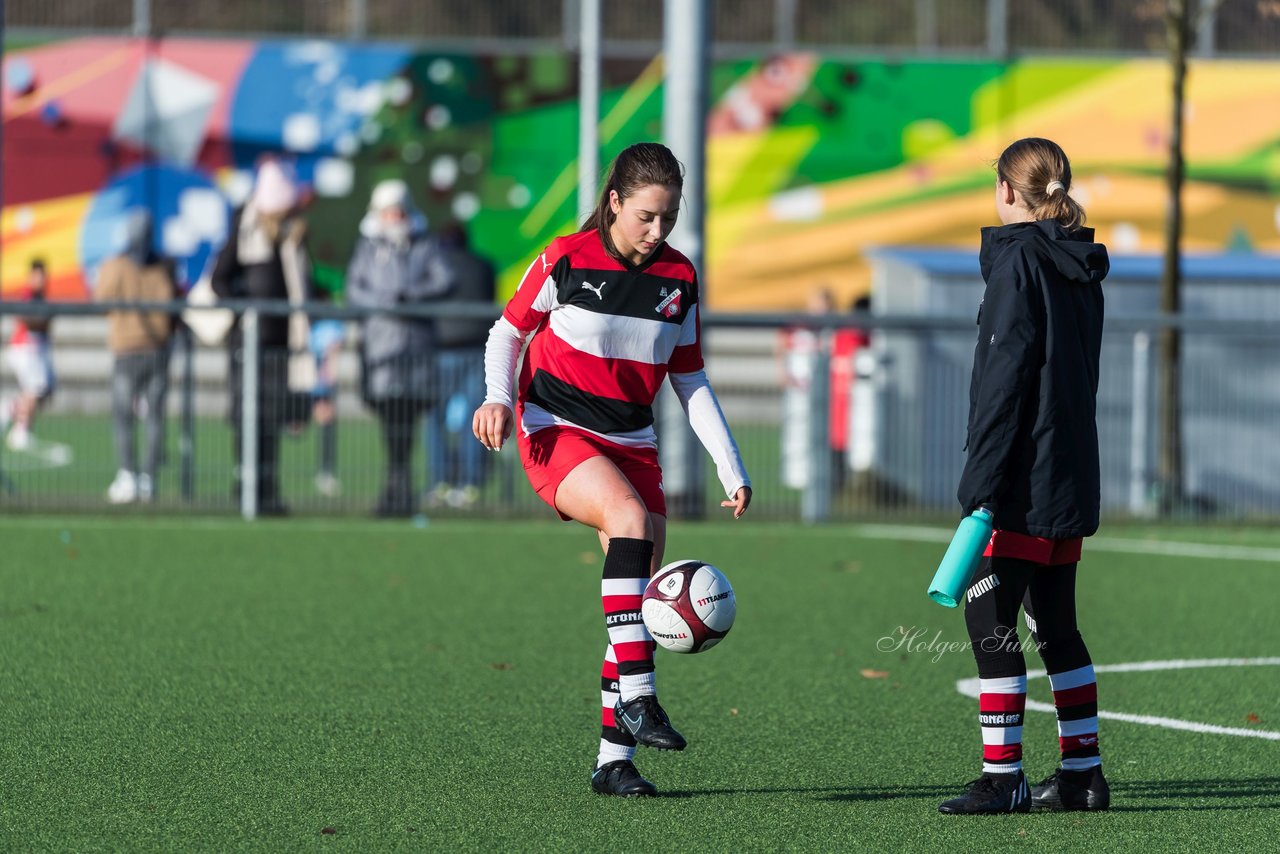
top-left (519, 426), bottom-right (666, 521)
top-left (983, 530), bottom-right (1083, 566)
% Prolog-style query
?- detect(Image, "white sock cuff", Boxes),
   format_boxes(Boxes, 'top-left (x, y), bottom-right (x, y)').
top-left (596, 739), bottom-right (635, 768)
top-left (982, 761), bottom-right (1022, 775)
top-left (618, 671), bottom-right (656, 702)
top-left (1062, 757), bottom-right (1102, 771)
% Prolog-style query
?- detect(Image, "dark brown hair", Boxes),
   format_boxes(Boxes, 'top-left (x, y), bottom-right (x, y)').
top-left (580, 142), bottom-right (684, 251)
top-left (996, 137), bottom-right (1086, 230)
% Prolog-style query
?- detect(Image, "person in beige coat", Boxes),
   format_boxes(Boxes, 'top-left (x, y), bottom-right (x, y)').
top-left (95, 210), bottom-right (179, 503)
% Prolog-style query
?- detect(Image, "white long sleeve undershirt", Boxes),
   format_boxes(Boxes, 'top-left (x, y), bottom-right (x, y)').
top-left (482, 316), bottom-right (526, 410)
top-left (668, 369), bottom-right (751, 499)
top-left (481, 316), bottom-right (751, 499)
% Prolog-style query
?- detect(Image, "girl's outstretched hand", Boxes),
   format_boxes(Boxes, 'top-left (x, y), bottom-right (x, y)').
top-left (721, 486), bottom-right (752, 519)
top-left (473, 402), bottom-right (513, 451)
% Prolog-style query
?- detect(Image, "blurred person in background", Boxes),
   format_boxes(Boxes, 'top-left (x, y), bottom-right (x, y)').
top-left (95, 210), bottom-right (179, 504)
top-left (828, 294), bottom-right (872, 493)
top-left (212, 157), bottom-right (313, 516)
top-left (2, 258), bottom-right (56, 451)
top-left (347, 179), bottom-right (454, 517)
top-left (775, 285), bottom-right (834, 491)
top-left (424, 222), bottom-right (496, 510)
top-left (308, 288), bottom-right (345, 497)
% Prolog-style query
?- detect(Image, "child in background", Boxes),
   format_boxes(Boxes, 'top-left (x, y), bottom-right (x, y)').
top-left (3, 259), bottom-right (56, 451)
top-left (940, 138), bottom-right (1110, 815)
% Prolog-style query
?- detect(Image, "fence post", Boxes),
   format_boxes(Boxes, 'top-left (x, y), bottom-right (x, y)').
top-left (348, 0), bottom-right (368, 39)
top-left (577, 0), bottom-right (601, 223)
top-left (660, 0), bottom-right (711, 519)
top-left (775, 0), bottom-right (797, 50)
top-left (1129, 330), bottom-right (1152, 516)
top-left (180, 325), bottom-right (195, 502)
top-left (916, 0), bottom-right (938, 51)
top-left (132, 0), bottom-right (151, 37)
top-left (1197, 1), bottom-right (1216, 58)
top-left (802, 345), bottom-right (831, 524)
top-left (987, 0), bottom-right (1008, 57)
top-left (240, 309), bottom-right (259, 520)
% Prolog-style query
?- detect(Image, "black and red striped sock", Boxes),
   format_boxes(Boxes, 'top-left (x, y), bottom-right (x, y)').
top-left (978, 675), bottom-right (1027, 774)
top-left (1049, 664), bottom-right (1101, 770)
top-left (600, 537), bottom-right (655, 700)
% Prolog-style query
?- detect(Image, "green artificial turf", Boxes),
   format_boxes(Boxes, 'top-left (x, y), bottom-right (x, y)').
top-left (1, 518), bottom-right (1278, 851)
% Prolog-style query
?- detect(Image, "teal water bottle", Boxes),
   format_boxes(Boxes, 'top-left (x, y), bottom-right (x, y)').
top-left (927, 507), bottom-right (994, 608)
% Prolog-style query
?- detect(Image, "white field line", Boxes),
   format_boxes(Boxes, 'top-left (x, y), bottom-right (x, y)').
top-left (850, 524), bottom-right (1280, 563)
top-left (956, 658), bottom-right (1280, 741)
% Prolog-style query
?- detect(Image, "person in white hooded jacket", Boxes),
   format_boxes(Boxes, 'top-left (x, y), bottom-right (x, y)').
top-left (346, 179), bottom-right (455, 517)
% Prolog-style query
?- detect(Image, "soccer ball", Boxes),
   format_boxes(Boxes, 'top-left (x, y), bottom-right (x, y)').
top-left (642, 560), bottom-right (736, 654)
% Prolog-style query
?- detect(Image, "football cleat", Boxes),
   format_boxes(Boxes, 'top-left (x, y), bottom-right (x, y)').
top-left (938, 771), bottom-right (1032, 815)
top-left (1031, 766), bottom-right (1110, 811)
top-left (591, 760), bottom-right (658, 797)
top-left (614, 695), bottom-right (687, 751)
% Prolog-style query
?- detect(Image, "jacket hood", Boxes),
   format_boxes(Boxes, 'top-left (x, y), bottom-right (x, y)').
top-left (980, 220), bottom-right (1109, 286)
top-left (119, 208), bottom-right (154, 265)
top-left (358, 210), bottom-right (428, 242)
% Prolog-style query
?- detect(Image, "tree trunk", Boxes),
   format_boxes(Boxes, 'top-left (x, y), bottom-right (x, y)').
top-left (1157, 0), bottom-right (1190, 515)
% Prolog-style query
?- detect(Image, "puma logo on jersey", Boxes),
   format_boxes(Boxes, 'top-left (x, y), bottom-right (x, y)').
top-left (581, 281), bottom-right (606, 300)
top-left (539, 253), bottom-right (552, 273)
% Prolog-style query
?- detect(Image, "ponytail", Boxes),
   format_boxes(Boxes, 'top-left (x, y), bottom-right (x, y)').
top-left (580, 167), bottom-right (619, 237)
top-left (1037, 180), bottom-right (1086, 231)
top-left (996, 137), bottom-right (1086, 231)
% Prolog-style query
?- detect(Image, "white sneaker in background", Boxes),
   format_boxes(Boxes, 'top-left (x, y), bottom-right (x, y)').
top-left (6, 425), bottom-right (32, 451)
top-left (137, 473), bottom-right (153, 502)
top-left (446, 485), bottom-right (479, 509)
top-left (314, 472), bottom-right (341, 497)
top-left (107, 470), bottom-right (138, 504)
top-left (425, 483), bottom-right (452, 508)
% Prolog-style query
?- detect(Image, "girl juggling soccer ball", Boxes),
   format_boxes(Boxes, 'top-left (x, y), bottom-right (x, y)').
top-left (939, 138), bottom-right (1111, 815)
top-left (473, 143), bottom-right (752, 797)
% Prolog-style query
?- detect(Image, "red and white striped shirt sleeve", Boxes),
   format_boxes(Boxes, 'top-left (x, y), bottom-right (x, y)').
top-left (484, 240), bottom-right (567, 409)
top-left (503, 239), bottom-right (566, 333)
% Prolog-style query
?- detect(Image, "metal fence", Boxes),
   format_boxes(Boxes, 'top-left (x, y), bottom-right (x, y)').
top-left (2, 299), bottom-right (1277, 523)
top-left (6, 0), bottom-right (1278, 57)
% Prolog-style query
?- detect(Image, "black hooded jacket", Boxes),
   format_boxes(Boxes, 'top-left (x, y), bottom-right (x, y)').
top-left (957, 219), bottom-right (1109, 538)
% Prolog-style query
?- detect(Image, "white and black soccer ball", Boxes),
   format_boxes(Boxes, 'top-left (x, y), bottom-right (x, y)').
top-left (641, 560), bottom-right (736, 654)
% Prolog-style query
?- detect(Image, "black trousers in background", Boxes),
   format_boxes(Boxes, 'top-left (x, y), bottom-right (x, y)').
top-left (371, 398), bottom-right (428, 516)
top-left (229, 347), bottom-right (289, 512)
top-left (962, 556), bottom-right (1094, 680)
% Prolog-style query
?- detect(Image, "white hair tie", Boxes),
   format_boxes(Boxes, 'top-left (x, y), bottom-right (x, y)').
top-left (1046, 180), bottom-right (1065, 196)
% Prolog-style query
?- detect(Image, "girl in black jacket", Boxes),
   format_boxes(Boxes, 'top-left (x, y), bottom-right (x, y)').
top-left (939, 138), bottom-right (1111, 816)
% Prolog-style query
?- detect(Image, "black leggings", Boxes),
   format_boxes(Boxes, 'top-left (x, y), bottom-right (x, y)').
top-left (963, 557), bottom-right (1093, 680)
top-left (371, 399), bottom-right (427, 500)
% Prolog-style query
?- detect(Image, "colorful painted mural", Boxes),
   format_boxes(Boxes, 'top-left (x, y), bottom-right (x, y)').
top-left (3, 37), bottom-right (1279, 309)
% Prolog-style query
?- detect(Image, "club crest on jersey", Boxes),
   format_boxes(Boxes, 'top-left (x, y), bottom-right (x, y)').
top-left (655, 287), bottom-right (682, 318)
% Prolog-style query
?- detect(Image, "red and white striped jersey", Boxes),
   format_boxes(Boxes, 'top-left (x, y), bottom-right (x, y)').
top-left (502, 230), bottom-right (701, 446)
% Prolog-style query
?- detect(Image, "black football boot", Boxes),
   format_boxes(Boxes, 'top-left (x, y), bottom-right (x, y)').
top-left (938, 771), bottom-right (1032, 815)
top-left (1031, 766), bottom-right (1110, 811)
top-left (591, 760), bottom-right (658, 797)
top-left (614, 695), bottom-right (687, 751)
